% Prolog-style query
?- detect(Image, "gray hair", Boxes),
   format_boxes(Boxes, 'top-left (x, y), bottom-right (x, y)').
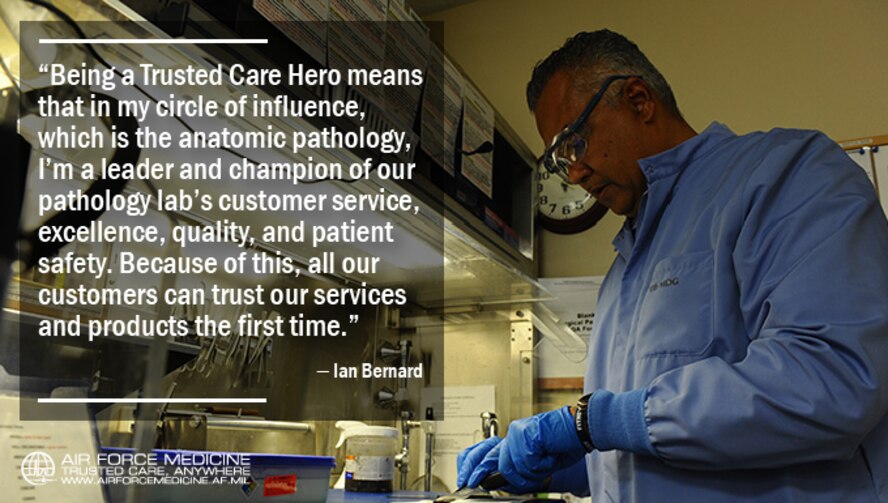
top-left (527, 29), bottom-right (682, 118)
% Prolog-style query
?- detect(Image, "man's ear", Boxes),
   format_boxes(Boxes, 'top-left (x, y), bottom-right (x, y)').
top-left (624, 77), bottom-right (655, 122)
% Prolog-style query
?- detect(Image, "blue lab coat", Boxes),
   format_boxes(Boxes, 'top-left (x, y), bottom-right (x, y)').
top-left (581, 123), bottom-right (888, 502)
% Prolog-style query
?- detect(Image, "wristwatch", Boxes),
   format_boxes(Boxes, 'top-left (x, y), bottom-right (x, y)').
top-left (573, 392), bottom-right (595, 452)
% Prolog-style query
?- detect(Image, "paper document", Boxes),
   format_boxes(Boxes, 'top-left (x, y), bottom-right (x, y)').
top-left (536, 276), bottom-right (603, 378)
top-left (1, 394), bottom-right (103, 502)
top-left (420, 385), bottom-right (495, 492)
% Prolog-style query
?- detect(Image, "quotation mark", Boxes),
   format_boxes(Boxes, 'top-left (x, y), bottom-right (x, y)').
top-left (39, 64), bottom-right (48, 73)
top-left (349, 315), bottom-right (359, 324)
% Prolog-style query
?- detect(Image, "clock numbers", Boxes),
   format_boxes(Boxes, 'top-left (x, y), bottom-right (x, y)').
top-left (537, 164), bottom-right (605, 233)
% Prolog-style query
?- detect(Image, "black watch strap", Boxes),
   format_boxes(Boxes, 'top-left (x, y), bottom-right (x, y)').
top-left (574, 392), bottom-right (594, 452)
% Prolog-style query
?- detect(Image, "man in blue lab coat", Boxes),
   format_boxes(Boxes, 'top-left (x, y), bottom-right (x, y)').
top-left (458, 29), bottom-right (888, 502)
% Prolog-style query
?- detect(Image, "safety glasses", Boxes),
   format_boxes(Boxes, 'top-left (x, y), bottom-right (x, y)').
top-left (539, 74), bottom-right (640, 183)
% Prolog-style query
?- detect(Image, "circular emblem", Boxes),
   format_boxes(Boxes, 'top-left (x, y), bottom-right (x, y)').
top-left (21, 451), bottom-right (55, 486)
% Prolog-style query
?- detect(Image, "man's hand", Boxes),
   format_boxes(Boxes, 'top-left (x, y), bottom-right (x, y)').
top-left (462, 407), bottom-right (587, 493)
top-left (456, 436), bottom-right (500, 488)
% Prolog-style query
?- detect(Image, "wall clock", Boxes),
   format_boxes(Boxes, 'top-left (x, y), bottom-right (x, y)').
top-left (537, 168), bottom-right (608, 234)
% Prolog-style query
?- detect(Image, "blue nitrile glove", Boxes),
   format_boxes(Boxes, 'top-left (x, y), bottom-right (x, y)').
top-left (548, 457), bottom-right (589, 496)
top-left (464, 442), bottom-right (504, 488)
top-left (465, 442), bottom-right (545, 494)
top-left (456, 436), bottom-right (500, 488)
top-left (467, 406), bottom-right (586, 494)
top-left (470, 450), bottom-right (589, 495)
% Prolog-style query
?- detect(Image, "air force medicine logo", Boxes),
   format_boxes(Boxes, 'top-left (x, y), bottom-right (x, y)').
top-left (21, 451), bottom-right (56, 485)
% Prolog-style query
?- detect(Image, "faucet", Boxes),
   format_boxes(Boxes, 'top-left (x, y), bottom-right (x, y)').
top-left (423, 407), bottom-right (436, 492)
top-left (481, 411), bottom-right (499, 439)
top-left (394, 410), bottom-right (422, 490)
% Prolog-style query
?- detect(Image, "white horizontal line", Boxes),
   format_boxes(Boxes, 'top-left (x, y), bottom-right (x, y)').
top-left (38, 38), bottom-right (267, 45)
top-left (316, 370), bottom-right (330, 373)
top-left (38, 398), bottom-right (267, 404)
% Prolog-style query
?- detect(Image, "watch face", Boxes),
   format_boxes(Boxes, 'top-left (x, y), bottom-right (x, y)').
top-left (537, 168), bottom-right (608, 233)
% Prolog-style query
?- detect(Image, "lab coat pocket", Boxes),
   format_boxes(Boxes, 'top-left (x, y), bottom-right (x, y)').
top-left (636, 250), bottom-right (714, 358)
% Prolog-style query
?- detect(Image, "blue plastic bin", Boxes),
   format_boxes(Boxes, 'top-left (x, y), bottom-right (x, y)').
top-left (100, 448), bottom-right (335, 502)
